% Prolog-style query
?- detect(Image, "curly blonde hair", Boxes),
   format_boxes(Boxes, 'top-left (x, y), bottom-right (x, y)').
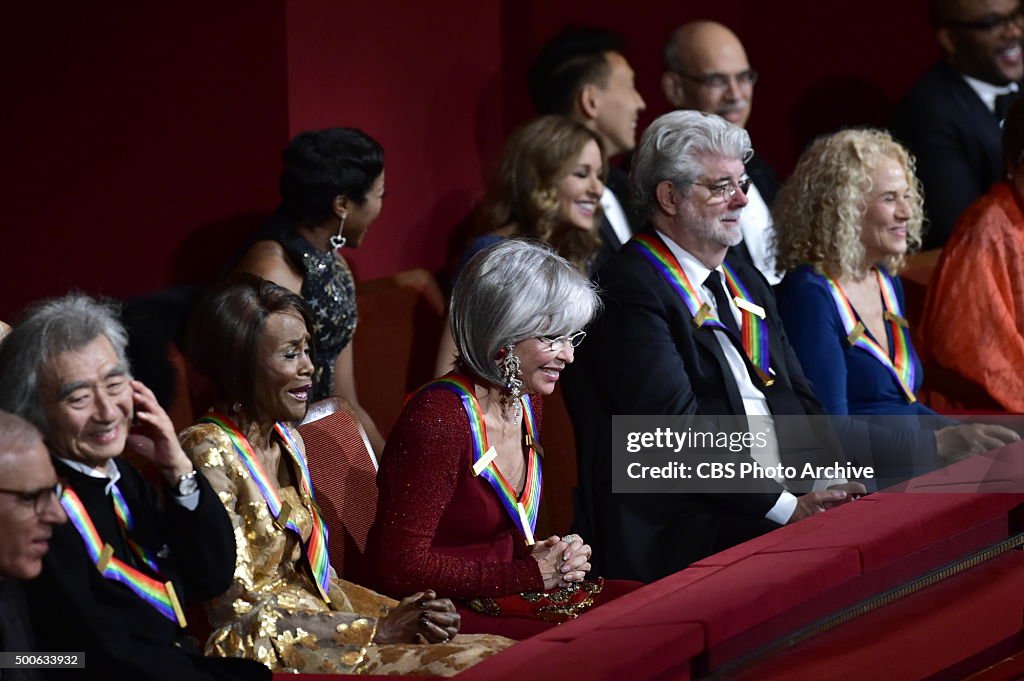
top-left (773, 128), bottom-right (924, 279)
top-left (478, 115), bottom-right (605, 273)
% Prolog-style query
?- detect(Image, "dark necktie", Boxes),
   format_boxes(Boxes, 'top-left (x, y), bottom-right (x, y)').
top-left (703, 270), bottom-right (741, 340)
top-left (995, 91), bottom-right (1017, 122)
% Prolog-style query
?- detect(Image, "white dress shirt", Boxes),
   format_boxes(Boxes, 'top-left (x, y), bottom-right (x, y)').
top-left (59, 457), bottom-right (200, 511)
top-left (738, 183), bottom-right (782, 285)
top-left (601, 187), bottom-right (633, 246)
top-left (962, 73), bottom-right (1018, 115)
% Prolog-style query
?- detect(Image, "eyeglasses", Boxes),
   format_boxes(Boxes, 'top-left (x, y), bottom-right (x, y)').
top-left (537, 331), bottom-right (586, 353)
top-left (0, 482), bottom-right (64, 516)
top-left (692, 177), bottom-right (753, 203)
top-left (947, 6), bottom-right (1024, 33)
top-left (676, 69), bottom-right (758, 92)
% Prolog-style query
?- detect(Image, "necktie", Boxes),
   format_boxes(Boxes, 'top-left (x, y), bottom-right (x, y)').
top-left (995, 91), bottom-right (1017, 122)
top-left (703, 270), bottom-right (742, 340)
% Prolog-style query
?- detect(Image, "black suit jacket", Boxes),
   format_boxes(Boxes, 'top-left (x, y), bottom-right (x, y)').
top-left (891, 62), bottom-right (1017, 248)
top-left (562, 228), bottom-right (838, 582)
top-left (729, 152), bottom-right (780, 271)
top-left (26, 459), bottom-right (267, 681)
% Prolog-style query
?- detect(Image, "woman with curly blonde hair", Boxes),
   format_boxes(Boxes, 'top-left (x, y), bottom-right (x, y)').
top-left (773, 129), bottom-right (1017, 470)
top-left (436, 115), bottom-right (605, 374)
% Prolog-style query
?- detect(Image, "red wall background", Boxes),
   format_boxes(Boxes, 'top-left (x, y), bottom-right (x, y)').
top-left (1, 1), bottom-right (939, 321)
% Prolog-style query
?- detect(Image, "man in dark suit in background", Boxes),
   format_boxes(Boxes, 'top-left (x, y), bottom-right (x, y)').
top-left (661, 20), bottom-right (781, 283)
top-left (529, 27), bottom-right (647, 271)
top-left (891, 0), bottom-right (1023, 248)
top-left (562, 111), bottom-right (858, 582)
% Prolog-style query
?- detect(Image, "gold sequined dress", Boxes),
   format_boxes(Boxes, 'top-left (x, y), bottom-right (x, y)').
top-left (180, 423), bottom-right (512, 675)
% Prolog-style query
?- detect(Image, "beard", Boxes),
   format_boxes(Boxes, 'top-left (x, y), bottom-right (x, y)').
top-left (681, 201), bottom-right (744, 248)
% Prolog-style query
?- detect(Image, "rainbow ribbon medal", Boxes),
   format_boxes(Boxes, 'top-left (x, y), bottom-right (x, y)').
top-left (821, 269), bottom-right (917, 403)
top-left (632, 234), bottom-right (774, 386)
top-left (428, 375), bottom-right (543, 546)
top-left (61, 487), bottom-right (187, 627)
top-left (109, 484), bottom-right (160, 572)
top-left (200, 413), bottom-right (332, 601)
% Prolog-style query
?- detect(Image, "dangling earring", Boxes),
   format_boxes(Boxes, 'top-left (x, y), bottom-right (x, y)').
top-left (499, 342), bottom-right (523, 420)
top-left (329, 214), bottom-right (347, 250)
top-left (231, 401), bottom-right (243, 414)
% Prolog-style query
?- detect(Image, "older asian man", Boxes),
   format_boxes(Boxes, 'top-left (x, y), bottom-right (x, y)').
top-left (0, 294), bottom-right (267, 681)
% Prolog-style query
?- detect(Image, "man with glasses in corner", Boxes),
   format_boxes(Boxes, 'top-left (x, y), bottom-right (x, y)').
top-left (661, 20), bottom-right (781, 284)
top-left (892, 0), bottom-right (1024, 248)
top-left (562, 111), bottom-right (862, 583)
top-left (0, 412), bottom-right (66, 681)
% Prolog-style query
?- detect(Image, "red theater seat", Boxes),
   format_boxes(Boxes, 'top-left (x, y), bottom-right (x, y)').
top-left (299, 397), bottom-right (379, 581)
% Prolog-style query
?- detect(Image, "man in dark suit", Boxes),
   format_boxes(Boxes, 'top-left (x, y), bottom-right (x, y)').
top-left (0, 295), bottom-right (267, 681)
top-left (891, 0), bottom-right (1023, 248)
top-left (0, 412), bottom-right (66, 681)
top-left (529, 27), bottom-right (647, 271)
top-left (661, 20), bottom-right (781, 283)
top-left (563, 111), bottom-right (859, 583)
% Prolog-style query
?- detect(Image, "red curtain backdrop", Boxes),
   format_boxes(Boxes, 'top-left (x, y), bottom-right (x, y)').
top-left (1, 0), bottom-right (937, 320)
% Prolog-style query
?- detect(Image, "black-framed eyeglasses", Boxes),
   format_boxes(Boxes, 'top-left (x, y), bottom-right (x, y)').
top-left (0, 482), bottom-right (64, 515)
top-left (692, 177), bottom-right (753, 203)
top-left (947, 6), bottom-right (1024, 33)
top-left (537, 331), bottom-right (586, 353)
top-left (676, 69), bottom-right (758, 92)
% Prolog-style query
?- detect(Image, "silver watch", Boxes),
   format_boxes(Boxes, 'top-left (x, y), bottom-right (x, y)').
top-left (174, 469), bottom-right (199, 497)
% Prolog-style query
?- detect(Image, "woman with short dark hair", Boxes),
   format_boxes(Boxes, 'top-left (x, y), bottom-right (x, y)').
top-left (233, 127), bottom-right (386, 454)
top-left (180, 274), bottom-right (511, 675)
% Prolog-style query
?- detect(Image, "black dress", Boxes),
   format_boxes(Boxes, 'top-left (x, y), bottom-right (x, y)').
top-left (274, 230), bottom-right (357, 400)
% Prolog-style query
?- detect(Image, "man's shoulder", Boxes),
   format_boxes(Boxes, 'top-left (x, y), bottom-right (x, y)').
top-left (894, 63), bottom-right (975, 116)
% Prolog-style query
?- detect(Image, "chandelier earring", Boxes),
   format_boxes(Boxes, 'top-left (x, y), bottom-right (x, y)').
top-left (329, 214), bottom-right (348, 250)
top-left (499, 342), bottom-right (523, 420)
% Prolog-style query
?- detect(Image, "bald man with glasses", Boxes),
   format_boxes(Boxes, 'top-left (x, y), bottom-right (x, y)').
top-left (662, 20), bottom-right (782, 284)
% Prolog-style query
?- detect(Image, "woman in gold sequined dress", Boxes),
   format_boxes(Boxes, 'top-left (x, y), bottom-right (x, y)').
top-left (179, 274), bottom-right (512, 675)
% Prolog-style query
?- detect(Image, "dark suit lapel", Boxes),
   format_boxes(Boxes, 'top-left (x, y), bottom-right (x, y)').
top-left (938, 63), bottom-right (1005, 173)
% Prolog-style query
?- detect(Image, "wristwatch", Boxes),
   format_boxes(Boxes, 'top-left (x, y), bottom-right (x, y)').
top-left (173, 468), bottom-right (199, 497)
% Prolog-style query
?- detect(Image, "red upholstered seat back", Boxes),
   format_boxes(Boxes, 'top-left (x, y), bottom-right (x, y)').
top-left (298, 397), bottom-right (378, 581)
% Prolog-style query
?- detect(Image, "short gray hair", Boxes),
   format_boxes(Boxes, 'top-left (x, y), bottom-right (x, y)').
top-left (0, 294), bottom-right (130, 434)
top-left (630, 110), bottom-right (752, 218)
top-left (0, 411), bottom-right (44, 463)
top-left (451, 239), bottom-right (601, 387)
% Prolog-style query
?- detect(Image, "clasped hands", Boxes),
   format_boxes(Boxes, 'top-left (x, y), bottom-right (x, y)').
top-left (530, 534), bottom-right (592, 590)
top-left (375, 589), bottom-right (460, 645)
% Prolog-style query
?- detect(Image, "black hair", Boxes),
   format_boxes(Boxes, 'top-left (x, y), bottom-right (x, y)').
top-left (278, 127), bottom-right (384, 226)
top-left (527, 26), bottom-right (624, 116)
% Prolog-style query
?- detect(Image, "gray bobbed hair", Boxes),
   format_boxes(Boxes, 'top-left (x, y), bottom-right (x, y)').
top-left (451, 238), bottom-right (601, 387)
top-left (630, 110), bottom-right (752, 219)
top-left (0, 293), bottom-right (130, 435)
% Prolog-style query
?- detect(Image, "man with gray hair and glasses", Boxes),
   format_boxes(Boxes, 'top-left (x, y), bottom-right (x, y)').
top-left (0, 412), bottom-right (66, 681)
top-left (661, 20), bottom-right (781, 284)
top-left (563, 110), bottom-right (862, 583)
top-left (0, 294), bottom-right (267, 680)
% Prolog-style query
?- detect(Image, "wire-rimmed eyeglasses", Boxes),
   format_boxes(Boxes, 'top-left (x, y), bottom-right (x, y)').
top-left (537, 331), bottom-right (587, 353)
top-left (692, 177), bottom-right (753, 203)
top-left (676, 69), bottom-right (758, 92)
top-left (0, 482), bottom-right (64, 515)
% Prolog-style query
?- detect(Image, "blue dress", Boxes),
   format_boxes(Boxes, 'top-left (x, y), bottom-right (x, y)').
top-left (776, 265), bottom-right (950, 482)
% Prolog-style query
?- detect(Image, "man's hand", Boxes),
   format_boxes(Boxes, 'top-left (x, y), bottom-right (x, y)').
top-left (787, 489), bottom-right (849, 524)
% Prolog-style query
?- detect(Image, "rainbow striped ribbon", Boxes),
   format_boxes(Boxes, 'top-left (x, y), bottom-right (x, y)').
top-left (109, 483), bottom-right (160, 572)
top-left (631, 234), bottom-right (774, 385)
top-left (427, 375), bottom-right (543, 546)
top-left (820, 269), bottom-right (917, 403)
top-left (60, 486), bottom-right (187, 627)
top-left (273, 422), bottom-right (331, 601)
top-left (199, 413), bottom-right (331, 601)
